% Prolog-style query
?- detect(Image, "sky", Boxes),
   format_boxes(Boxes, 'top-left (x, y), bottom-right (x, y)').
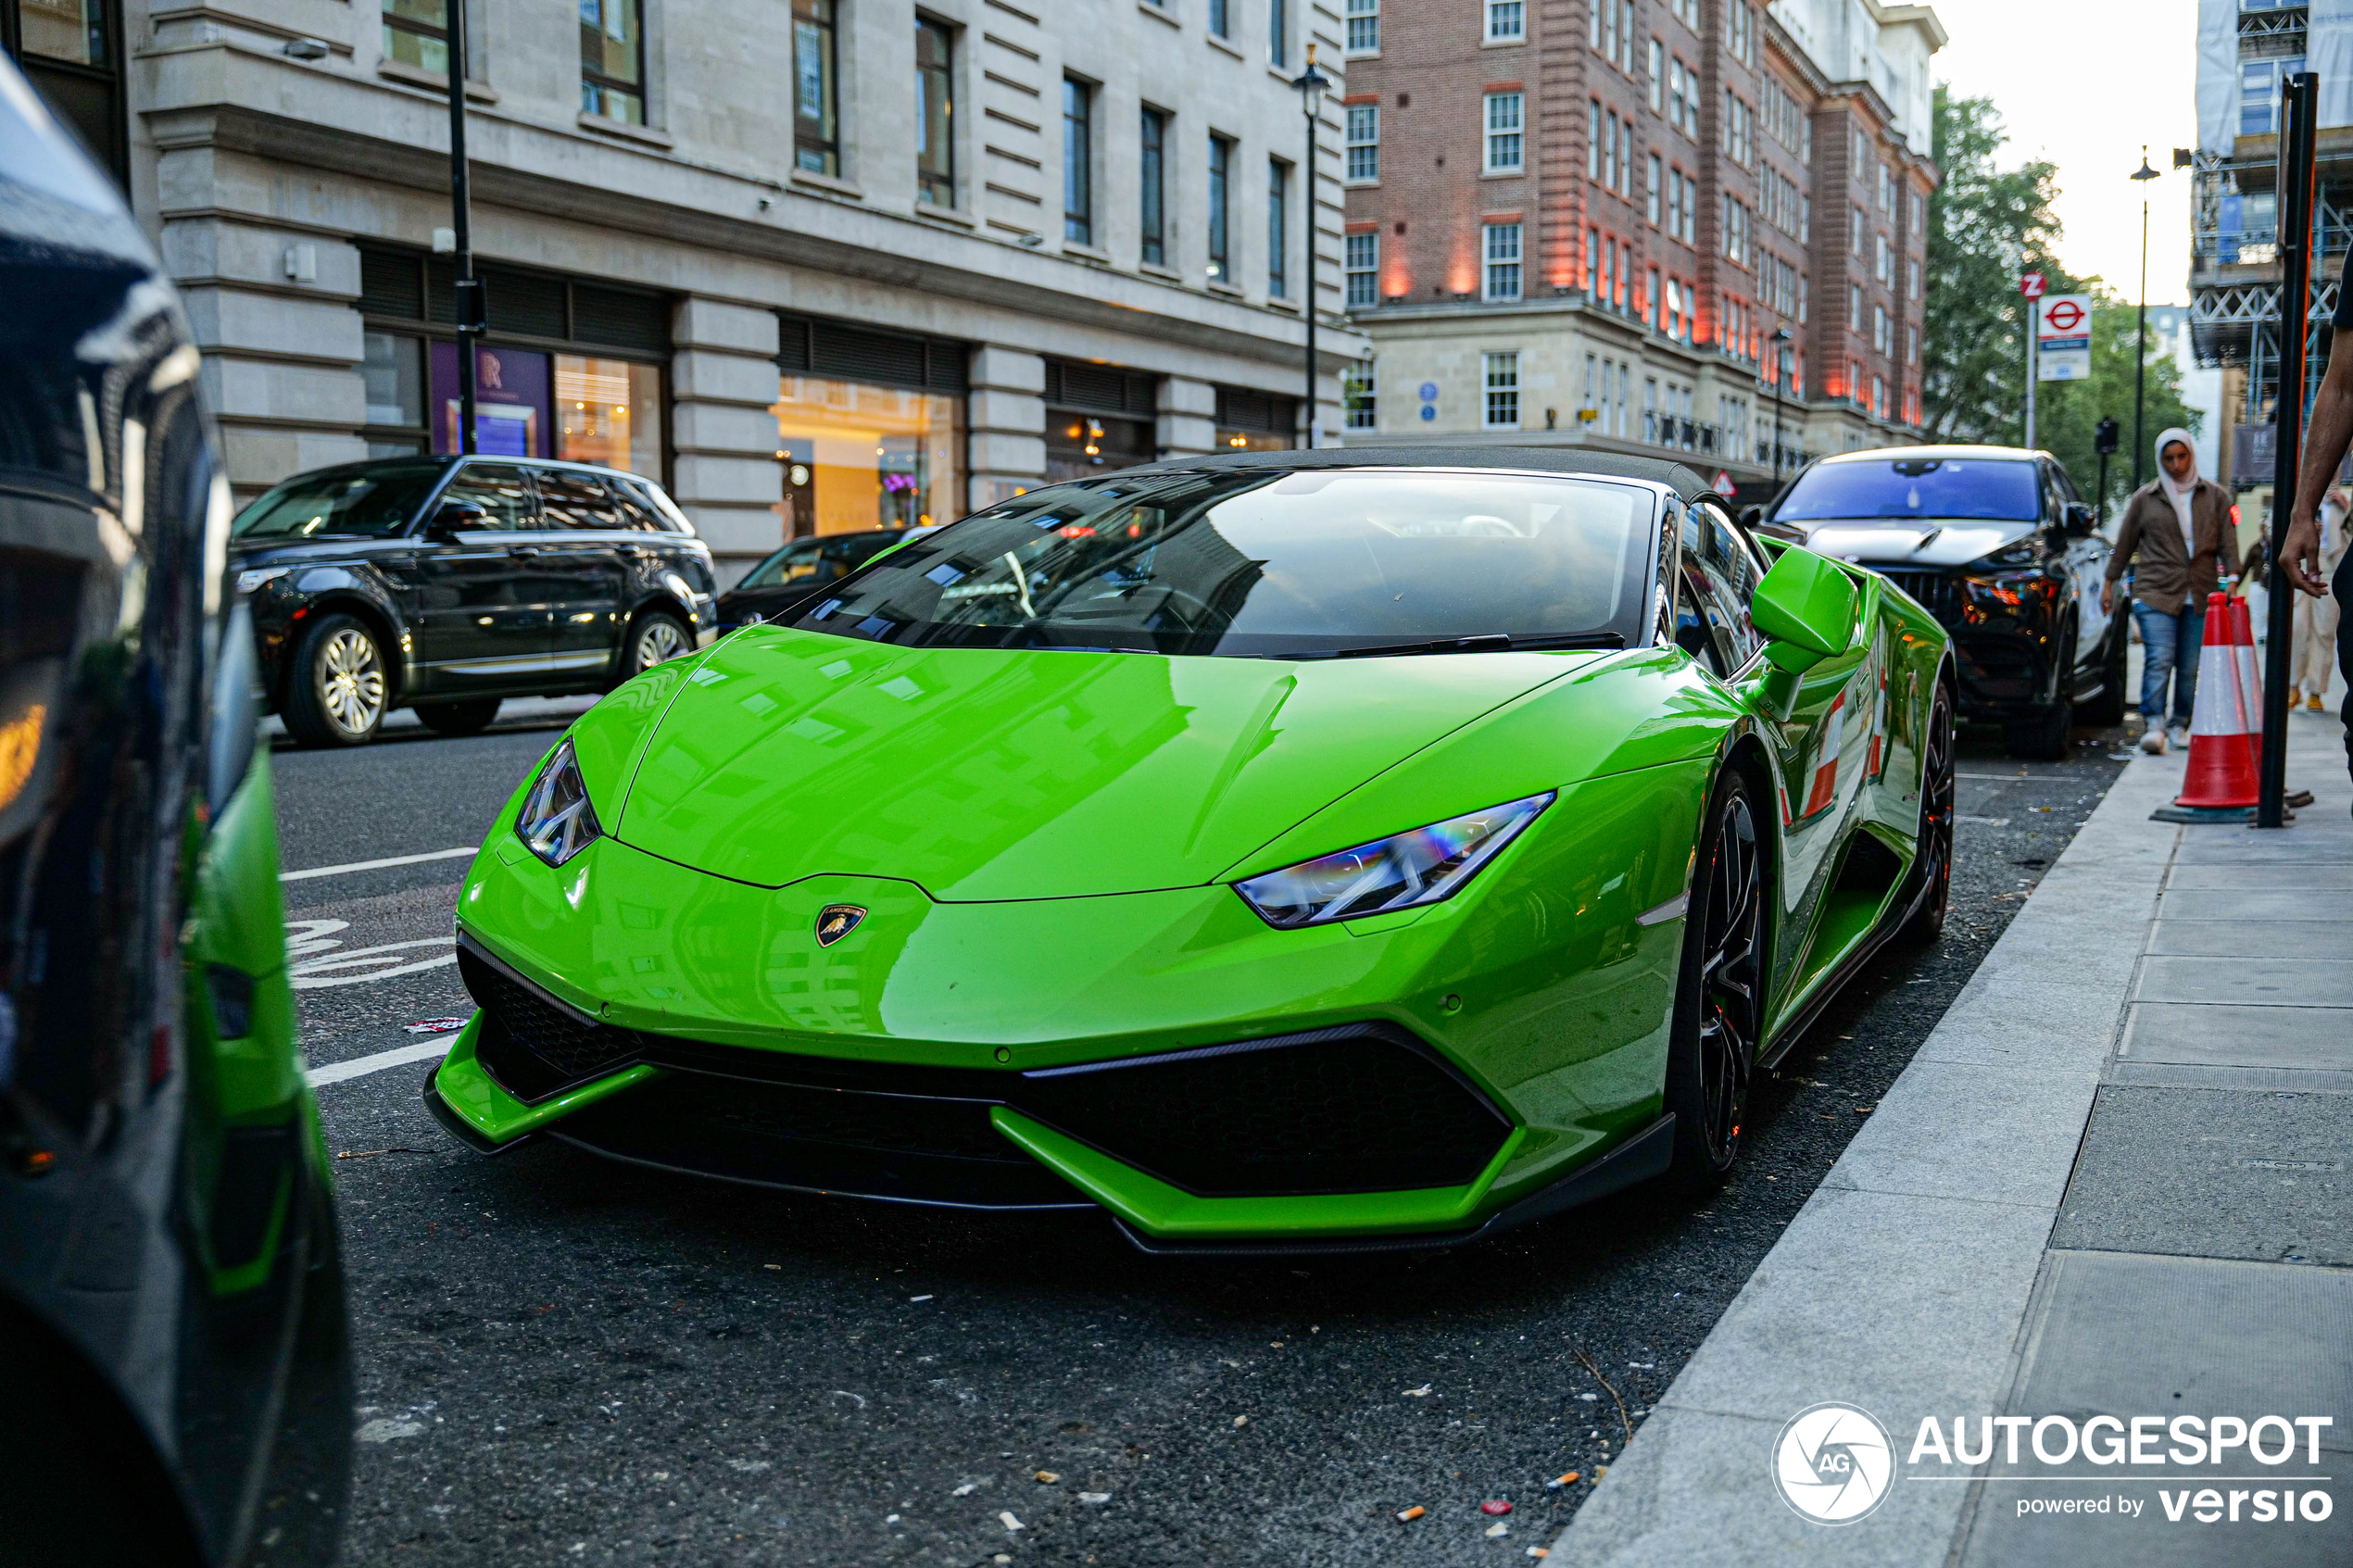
top-left (1931, 0), bottom-right (2200, 306)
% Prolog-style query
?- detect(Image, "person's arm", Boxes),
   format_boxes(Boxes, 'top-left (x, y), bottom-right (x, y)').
top-left (2284, 344), bottom-right (2353, 595)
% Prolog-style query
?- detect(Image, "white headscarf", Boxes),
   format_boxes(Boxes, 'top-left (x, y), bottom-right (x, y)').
top-left (2156, 427), bottom-right (2197, 553)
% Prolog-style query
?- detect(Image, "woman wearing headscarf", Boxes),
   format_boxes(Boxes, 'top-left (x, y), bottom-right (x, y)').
top-left (2102, 428), bottom-right (2240, 754)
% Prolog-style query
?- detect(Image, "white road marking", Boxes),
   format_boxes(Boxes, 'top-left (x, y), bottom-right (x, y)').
top-left (288, 936), bottom-right (458, 989)
top-left (280, 846), bottom-right (478, 883)
top-left (307, 1038), bottom-right (453, 1087)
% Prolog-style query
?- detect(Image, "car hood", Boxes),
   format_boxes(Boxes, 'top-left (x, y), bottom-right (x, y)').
top-left (610, 627), bottom-right (1598, 899)
top-left (1772, 517), bottom-right (2039, 568)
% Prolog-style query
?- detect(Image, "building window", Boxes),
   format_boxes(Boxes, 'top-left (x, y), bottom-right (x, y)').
top-left (1269, 0), bottom-right (1287, 67)
top-left (361, 331), bottom-right (427, 456)
top-left (1847, 283), bottom-right (1860, 332)
top-left (1879, 160), bottom-right (1894, 211)
top-left (1485, 92), bottom-right (1524, 173)
top-left (1483, 352), bottom-right (1520, 429)
top-left (775, 375), bottom-right (966, 535)
top-left (1910, 190), bottom-right (1924, 232)
top-left (1850, 206), bottom-right (1865, 255)
top-left (1647, 38), bottom-right (1663, 111)
top-left (1484, 222), bottom-right (1522, 301)
top-left (1063, 78), bottom-right (1093, 245)
top-left (1486, 0), bottom-right (1523, 42)
top-left (1209, 0), bottom-right (1229, 37)
top-left (1345, 231), bottom-right (1378, 307)
top-left (1871, 374), bottom-right (1885, 417)
top-left (1907, 256), bottom-right (1920, 299)
top-left (916, 19), bottom-right (956, 207)
top-left (1646, 265), bottom-right (1661, 329)
top-left (792, 0), bottom-right (839, 175)
top-left (1208, 133), bottom-right (1234, 282)
top-left (383, 0), bottom-right (447, 75)
top-left (1140, 107), bottom-right (1166, 267)
top-left (1873, 304), bottom-right (1889, 354)
top-left (1345, 0), bottom-right (1378, 54)
top-left (1646, 153), bottom-right (1662, 223)
top-left (1344, 359), bottom-right (1377, 429)
top-left (1268, 158), bottom-right (1290, 298)
top-left (1908, 323), bottom-right (1919, 365)
top-left (578, 0), bottom-right (645, 123)
top-left (1875, 232), bottom-right (1891, 284)
top-left (1346, 102), bottom-right (1379, 182)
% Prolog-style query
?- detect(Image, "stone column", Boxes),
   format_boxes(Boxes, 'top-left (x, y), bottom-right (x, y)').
top-left (670, 298), bottom-right (785, 587)
top-left (967, 345), bottom-right (1047, 509)
top-left (163, 220), bottom-right (369, 499)
top-left (1159, 375), bottom-right (1217, 458)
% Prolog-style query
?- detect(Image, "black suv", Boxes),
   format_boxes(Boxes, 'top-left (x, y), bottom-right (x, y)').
top-left (229, 456), bottom-right (718, 745)
top-left (1755, 445), bottom-right (2126, 759)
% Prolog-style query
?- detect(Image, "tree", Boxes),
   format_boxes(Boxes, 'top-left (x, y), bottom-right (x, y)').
top-left (1923, 88), bottom-right (2199, 520)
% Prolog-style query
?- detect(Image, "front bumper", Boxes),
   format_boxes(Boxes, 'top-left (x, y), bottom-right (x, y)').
top-left (1871, 568), bottom-right (2062, 716)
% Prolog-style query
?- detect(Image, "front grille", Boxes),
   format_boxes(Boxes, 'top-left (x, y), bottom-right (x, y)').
top-left (1870, 568), bottom-right (1960, 620)
top-left (1019, 1025), bottom-right (1511, 1197)
top-left (459, 946), bottom-right (639, 1099)
top-left (696, 1080), bottom-right (1011, 1162)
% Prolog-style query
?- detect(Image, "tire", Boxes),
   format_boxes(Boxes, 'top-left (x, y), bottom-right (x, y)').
top-left (1902, 681), bottom-right (1957, 945)
top-left (1662, 771), bottom-right (1766, 1198)
top-left (414, 698), bottom-right (502, 736)
top-left (281, 612), bottom-right (388, 746)
top-left (2002, 626), bottom-right (2077, 761)
top-left (620, 610), bottom-right (693, 683)
top-left (2075, 616), bottom-right (2130, 728)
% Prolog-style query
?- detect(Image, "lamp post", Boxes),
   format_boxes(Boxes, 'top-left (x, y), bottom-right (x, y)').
top-left (1290, 44), bottom-right (1330, 449)
top-left (447, 0), bottom-right (484, 454)
top-left (2130, 146), bottom-right (2161, 491)
top-left (1769, 326), bottom-right (1793, 492)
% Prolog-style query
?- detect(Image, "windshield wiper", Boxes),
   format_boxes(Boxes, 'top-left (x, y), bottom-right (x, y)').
top-left (1308, 632), bottom-right (1625, 660)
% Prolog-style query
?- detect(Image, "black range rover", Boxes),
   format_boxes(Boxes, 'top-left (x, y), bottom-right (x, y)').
top-left (1756, 445), bottom-right (2126, 759)
top-left (229, 456), bottom-right (717, 745)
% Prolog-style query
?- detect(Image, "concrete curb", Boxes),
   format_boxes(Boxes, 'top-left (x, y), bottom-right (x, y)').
top-left (1546, 749), bottom-right (2189, 1567)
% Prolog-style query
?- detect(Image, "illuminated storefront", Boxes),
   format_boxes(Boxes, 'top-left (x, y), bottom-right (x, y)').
top-left (1043, 359), bottom-right (1159, 482)
top-left (1214, 385), bottom-right (1298, 453)
top-left (773, 311), bottom-right (967, 538)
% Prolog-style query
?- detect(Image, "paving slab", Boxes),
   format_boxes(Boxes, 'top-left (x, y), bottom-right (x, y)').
top-left (2164, 863), bottom-right (2353, 890)
top-left (2108, 1060), bottom-right (2353, 1095)
top-left (2049, 1085), bottom-right (2353, 1265)
top-left (2153, 890), bottom-right (2353, 922)
top-left (2146, 921), bottom-right (2353, 957)
top-left (2133, 956), bottom-right (2353, 1009)
top-left (2120, 1004), bottom-right (2353, 1072)
top-left (1821, 1064), bottom-right (2100, 1210)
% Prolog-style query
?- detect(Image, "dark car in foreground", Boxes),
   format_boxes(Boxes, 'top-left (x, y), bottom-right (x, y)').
top-left (230, 456), bottom-right (718, 745)
top-left (1755, 445), bottom-right (2123, 759)
top-left (714, 526), bottom-right (933, 633)
top-left (1, 57), bottom-right (349, 1562)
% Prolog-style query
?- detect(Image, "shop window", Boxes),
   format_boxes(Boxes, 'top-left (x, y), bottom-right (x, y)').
top-left (916, 18), bottom-right (956, 207)
top-left (1044, 359), bottom-right (1159, 481)
top-left (774, 379), bottom-right (965, 535)
top-left (362, 332), bottom-right (427, 457)
top-left (1343, 360), bottom-right (1376, 431)
top-left (794, 0), bottom-right (839, 175)
top-left (1216, 386), bottom-right (1296, 452)
top-left (557, 357), bottom-right (663, 476)
top-left (579, 0), bottom-right (645, 124)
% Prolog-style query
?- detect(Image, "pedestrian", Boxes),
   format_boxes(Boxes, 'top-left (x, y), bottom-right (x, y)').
top-left (2289, 486), bottom-right (2346, 711)
top-left (2102, 427), bottom-right (2240, 755)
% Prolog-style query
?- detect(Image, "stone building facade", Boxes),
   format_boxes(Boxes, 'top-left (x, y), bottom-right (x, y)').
top-left (50, 0), bottom-right (1365, 581)
top-left (1335, 0), bottom-right (1940, 500)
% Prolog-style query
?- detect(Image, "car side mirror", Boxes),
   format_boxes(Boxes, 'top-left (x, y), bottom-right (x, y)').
top-left (1750, 546), bottom-right (1858, 671)
top-left (2061, 501), bottom-right (2095, 538)
top-left (1739, 505), bottom-right (1765, 528)
top-left (424, 500), bottom-right (487, 542)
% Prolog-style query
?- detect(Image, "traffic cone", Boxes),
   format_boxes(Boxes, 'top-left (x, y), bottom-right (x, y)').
top-left (2227, 593), bottom-right (2263, 726)
top-left (2175, 592), bottom-right (2259, 809)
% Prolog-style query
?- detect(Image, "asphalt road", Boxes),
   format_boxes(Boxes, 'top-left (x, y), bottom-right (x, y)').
top-left (278, 697), bottom-right (2131, 1568)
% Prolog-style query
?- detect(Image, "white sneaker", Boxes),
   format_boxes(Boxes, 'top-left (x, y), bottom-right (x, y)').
top-left (2139, 726), bottom-right (2169, 755)
top-left (2168, 722), bottom-right (2191, 750)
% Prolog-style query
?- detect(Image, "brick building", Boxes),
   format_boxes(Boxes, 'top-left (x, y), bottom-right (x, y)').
top-left (1337, 0), bottom-right (1941, 498)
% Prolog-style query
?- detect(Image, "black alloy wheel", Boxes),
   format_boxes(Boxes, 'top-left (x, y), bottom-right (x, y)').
top-left (1664, 774), bottom-right (1764, 1194)
top-left (1904, 681), bottom-right (1957, 944)
top-left (415, 698), bottom-right (502, 736)
top-left (281, 612), bottom-right (387, 747)
top-left (2004, 624), bottom-right (2077, 761)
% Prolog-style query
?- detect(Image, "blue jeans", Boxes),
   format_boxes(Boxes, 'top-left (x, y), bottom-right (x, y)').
top-left (2133, 599), bottom-right (2204, 724)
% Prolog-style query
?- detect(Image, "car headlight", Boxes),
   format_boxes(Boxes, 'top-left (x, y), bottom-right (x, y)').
top-left (1234, 792), bottom-right (1555, 929)
top-left (515, 739), bottom-right (603, 867)
top-left (235, 565), bottom-right (292, 595)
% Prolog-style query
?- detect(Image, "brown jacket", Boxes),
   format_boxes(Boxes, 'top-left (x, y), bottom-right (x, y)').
top-left (2105, 477), bottom-right (2241, 616)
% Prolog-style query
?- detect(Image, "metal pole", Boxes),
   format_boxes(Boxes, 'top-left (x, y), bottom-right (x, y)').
top-left (2259, 71), bottom-right (2317, 829)
top-left (448, 0), bottom-right (478, 456)
top-left (2133, 200), bottom-right (2149, 492)
top-left (2025, 295), bottom-right (2036, 448)
top-left (1302, 100), bottom-right (1315, 449)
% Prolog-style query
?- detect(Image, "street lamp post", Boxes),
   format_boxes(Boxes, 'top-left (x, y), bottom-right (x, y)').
top-left (1291, 44), bottom-right (1330, 449)
top-left (2130, 147), bottom-right (2161, 492)
top-left (1769, 326), bottom-right (1793, 492)
top-left (447, 0), bottom-right (484, 455)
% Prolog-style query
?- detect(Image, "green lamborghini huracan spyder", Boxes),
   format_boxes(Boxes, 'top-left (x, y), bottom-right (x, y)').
top-left (423, 450), bottom-right (1955, 1252)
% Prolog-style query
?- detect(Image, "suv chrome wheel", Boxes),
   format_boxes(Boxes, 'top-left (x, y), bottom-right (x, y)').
top-left (317, 626), bottom-right (384, 736)
top-left (634, 618), bottom-right (686, 669)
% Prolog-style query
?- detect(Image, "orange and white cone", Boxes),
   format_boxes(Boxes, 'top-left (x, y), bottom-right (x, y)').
top-left (2176, 591), bottom-right (2259, 809)
top-left (2227, 592), bottom-right (2264, 725)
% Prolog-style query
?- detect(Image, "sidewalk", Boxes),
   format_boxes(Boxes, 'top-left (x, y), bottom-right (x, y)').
top-left (1550, 706), bottom-right (2353, 1567)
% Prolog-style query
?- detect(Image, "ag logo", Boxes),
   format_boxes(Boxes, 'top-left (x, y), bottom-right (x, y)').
top-left (1771, 1402), bottom-right (1894, 1524)
top-left (814, 904), bottom-right (866, 947)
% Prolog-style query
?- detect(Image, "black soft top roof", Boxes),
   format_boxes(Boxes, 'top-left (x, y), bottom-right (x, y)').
top-left (1113, 445), bottom-right (1717, 500)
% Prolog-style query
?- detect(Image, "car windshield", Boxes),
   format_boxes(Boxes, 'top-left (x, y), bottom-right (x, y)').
top-left (737, 532), bottom-right (906, 589)
top-left (782, 469), bottom-right (1655, 658)
top-left (232, 462), bottom-right (447, 539)
top-left (1775, 457), bottom-right (2041, 523)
